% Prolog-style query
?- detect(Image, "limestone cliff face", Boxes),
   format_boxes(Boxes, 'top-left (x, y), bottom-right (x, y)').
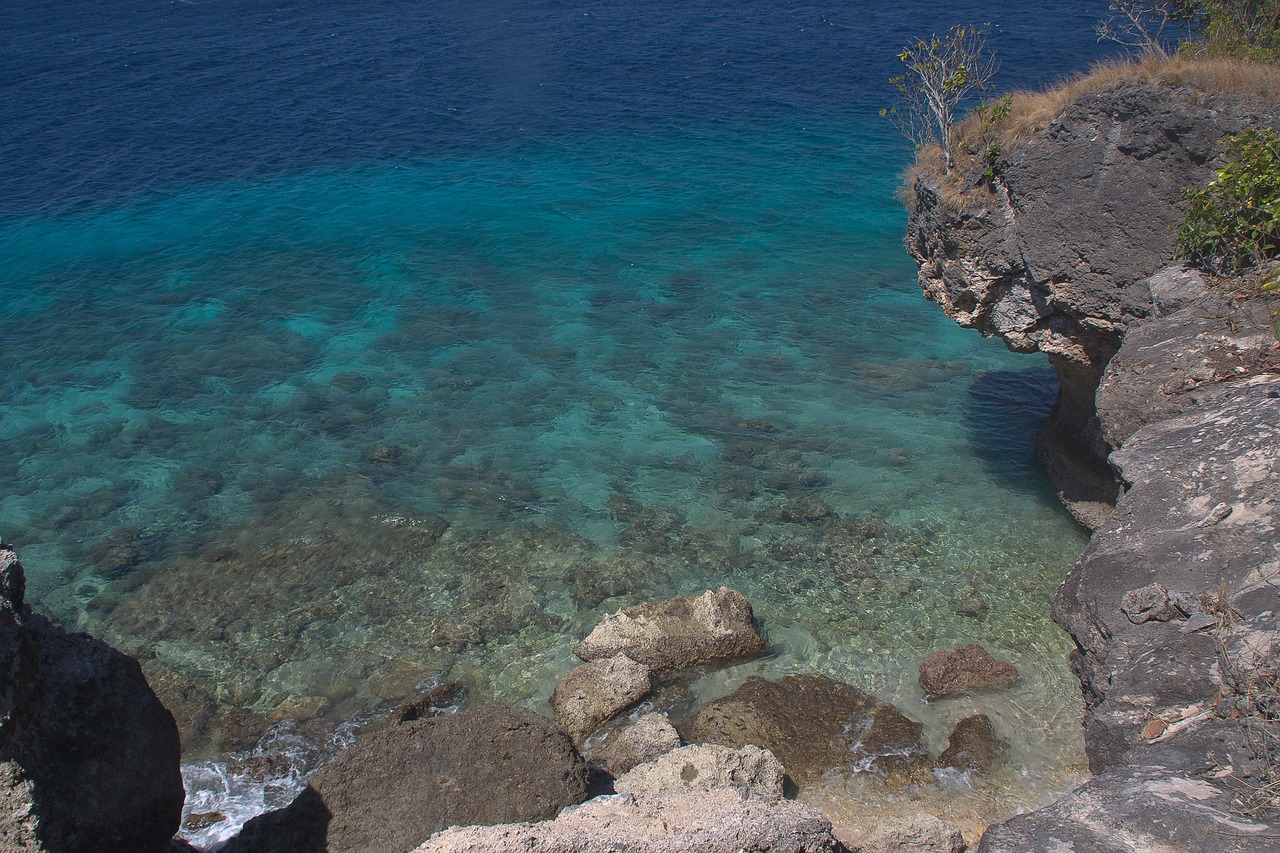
top-left (906, 80), bottom-right (1277, 527)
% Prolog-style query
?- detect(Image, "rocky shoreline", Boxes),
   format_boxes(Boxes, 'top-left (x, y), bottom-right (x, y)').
top-left (908, 76), bottom-right (1280, 850)
top-left (5, 74), bottom-right (1280, 853)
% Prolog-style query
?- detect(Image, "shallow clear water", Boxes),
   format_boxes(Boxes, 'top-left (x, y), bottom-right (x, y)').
top-left (0, 0), bottom-right (1121, 845)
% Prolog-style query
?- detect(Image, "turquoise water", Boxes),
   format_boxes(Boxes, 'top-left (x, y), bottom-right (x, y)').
top-left (2, 119), bottom-right (1089, 840)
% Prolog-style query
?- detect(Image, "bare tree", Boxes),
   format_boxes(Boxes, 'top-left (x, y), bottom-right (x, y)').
top-left (1095, 0), bottom-right (1178, 56)
top-left (883, 25), bottom-right (998, 175)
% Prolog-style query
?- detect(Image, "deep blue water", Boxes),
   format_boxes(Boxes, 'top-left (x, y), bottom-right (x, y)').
top-left (1, 0), bottom-right (1123, 844)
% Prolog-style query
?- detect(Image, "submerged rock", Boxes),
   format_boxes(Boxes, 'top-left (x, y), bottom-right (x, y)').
top-left (414, 789), bottom-right (843, 853)
top-left (551, 654), bottom-right (652, 743)
top-left (613, 743), bottom-right (785, 798)
top-left (0, 545), bottom-right (184, 853)
top-left (572, 587), bottom-right (766, 675)
top-left (918, 644), bottom-right (1018, 698)
top-left (856, 813), bottom-right (964, 853)
top-left (685, 674), bottom-right (925, 784)
top-left (936, 714), bottom-right (1006, 775)
top-left (224, 705), bottom-right (589, 853)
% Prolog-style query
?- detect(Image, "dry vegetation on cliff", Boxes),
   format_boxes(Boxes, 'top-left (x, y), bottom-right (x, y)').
top-left (907, 55), bottom-right (1280, 209)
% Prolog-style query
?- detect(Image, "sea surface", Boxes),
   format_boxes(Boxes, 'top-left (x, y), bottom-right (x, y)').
top-left (1, 0), bottom-right (1122, 846)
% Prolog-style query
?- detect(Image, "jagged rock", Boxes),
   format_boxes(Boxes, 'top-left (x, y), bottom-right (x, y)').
top-left (1055, 375), bottom-right (1280, 772)
top-left (413, 790), bottom-right (844, 853)
top-left (936, 714), bottom-right (1005, 775)
top-left (224, 705), bottom-right (589, 853)
top-left (590, 713), bottom-right (682, 776)
top-left (0, 545), bottom-right (184, 853)
top-left (685, 674), bottom-right (925, 784)
top-left (551, 654), bottom-right (651, 742)
top-left (613, 743), bottom-right (785, 797)
top-left (856, 814), bottom-right (964, 853)
top-left (918, 644), bottom-right (1018, 697)
top-left (572, 588), bottom-right (766, 675)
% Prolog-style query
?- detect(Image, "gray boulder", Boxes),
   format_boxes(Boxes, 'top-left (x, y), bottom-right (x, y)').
top-left (551, 654), bottom-right (651, 743)
top-left (414, 790), bottom-right (844, 853)
top-left (0, 545), bottom-right (184, 853)
top-left (573, 588), bottom-right (766, 675)
top-left (224, 705), bottom-right (589, 853)
top-left (613, 743), bottom-right (785, 798)
top-left (686, 674), bottom-right (925, 784)
top-left (918, 644), bottom-right (1018, 698)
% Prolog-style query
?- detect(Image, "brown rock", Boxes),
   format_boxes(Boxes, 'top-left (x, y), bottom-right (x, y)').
top-left (590, 713), bottom-right (682, 776)
top-left (551, 655), bottom-right (652, 742)
top-left (224, 705), bottom-right (589, 853)
top-left (573, 588), bottom-right (766, 675)
top-left (685, 674), bottom-right (925, 784)
top-left (918, 643), bottom-right (1018, 697)
top-left (936, 713), bottom-right (1006, 774)
top-left (392, 681), bottom-right (467, 724)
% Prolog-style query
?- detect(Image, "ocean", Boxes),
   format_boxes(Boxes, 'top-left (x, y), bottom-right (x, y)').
top-left (1, 0), bottom-right (1121, 845)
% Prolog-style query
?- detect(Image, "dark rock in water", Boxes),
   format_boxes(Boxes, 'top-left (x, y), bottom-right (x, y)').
top-left (918, 644), bottom-right (1018, 697)
top-left (936, 713), bottom-right (1006, 775)
top-left (859, 814), bottom-right (964, 853)
top-left (551, 654), bottom-right (651, 743)
top-left (685, 674), bottom-right (925, 784)
top-left (776, 497), bottom-right (835, 524)
top-left (183, 812), bottom-right (227, 831)
top-left (0, 545), bottom-right (184, 853)
top-left (392, 681), bottom-right (467, 724)
top-left (224, 705), bottom-right (589, 853)
top-left (87, 527), bottom-right (151, 578)
top-left (954, 592), bottom-right (989, 620)
top-left (573, 588), bottom-right (766, 675)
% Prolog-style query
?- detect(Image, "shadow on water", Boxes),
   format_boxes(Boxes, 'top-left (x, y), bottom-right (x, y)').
top-left (965, 367), bottom-right (1061, 498)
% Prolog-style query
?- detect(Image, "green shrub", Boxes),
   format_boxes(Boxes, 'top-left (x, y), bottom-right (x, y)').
top-left (1177, 127), bottom-right (1280, 273)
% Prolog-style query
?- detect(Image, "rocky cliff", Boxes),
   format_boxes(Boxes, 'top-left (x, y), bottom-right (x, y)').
top-left (906, 79), bottom-right (1277, 528)
top-left (908, 76), bottom-right (1280, 851)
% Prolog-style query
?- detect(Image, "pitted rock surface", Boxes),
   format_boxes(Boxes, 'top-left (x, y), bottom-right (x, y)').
top-left (551, 654), bottom-right (651, 742)
top-left (589, 713), bottom-right (682, 776)
top-left (613, 743), bottom-right (785, 797)
top-left (414, 790), bottom-right (843, 853)
top-left (573, 587), bottom-right (766, 675)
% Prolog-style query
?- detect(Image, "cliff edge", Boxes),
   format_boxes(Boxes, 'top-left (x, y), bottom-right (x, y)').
top-left (907, 75), bottom-right (1280, 851)
top-left (906, 77), bottom-right (1277, 529)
